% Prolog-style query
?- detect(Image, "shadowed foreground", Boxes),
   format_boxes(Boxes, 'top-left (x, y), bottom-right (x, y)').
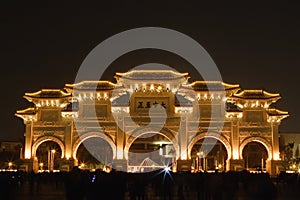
top-left (1, 168), bottom-right (299, 200)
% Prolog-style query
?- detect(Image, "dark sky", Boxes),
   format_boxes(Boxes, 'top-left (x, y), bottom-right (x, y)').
top-left (1, 2), bottom-right (300, 141)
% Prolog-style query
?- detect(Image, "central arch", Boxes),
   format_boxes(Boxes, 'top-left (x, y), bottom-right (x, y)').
top-left (72, 132), bottom-right (116, 160)
top-left (32, 136), bottom-right (65, 159)
top-left (124, 127), bottom-right (179, 160)
top-left (187, 132), bottom-right (232, 160)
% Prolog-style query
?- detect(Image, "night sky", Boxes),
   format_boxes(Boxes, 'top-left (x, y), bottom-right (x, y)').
top-left (1, 2), bottom-right (300, 141)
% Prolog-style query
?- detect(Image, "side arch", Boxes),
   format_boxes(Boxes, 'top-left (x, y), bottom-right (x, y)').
top-left (239, 136), bottom-right (272, 160)
top-left (32, 136), bottom-right (65, 158)
top-left (187, 132), bottom-right (232, 160)
top-left (124, 127), bottom-right (179, 160)
top-left (72, 132), bottom-right (116, 160)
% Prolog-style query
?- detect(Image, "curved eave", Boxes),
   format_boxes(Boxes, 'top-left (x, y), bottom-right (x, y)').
top-left (65, 81), bottom-right (118, 91)
top-left (24, 89), bottom-right (71, 100)
top-left (183, 81), bottom-right (240, 91)
top-left (15, 108), bottom-right (37, 121)
top-left (267, 109), bottom-right (289, 116)
top-left (232, 90), bottom-right (280, 100)
top-left (232, 96), bottom-right (281, 102)
top-left (115, 76), bottom-right (190, 81)
top-left (15, 107), bottom-right (37, 115)
top-left (222, 82), bottom-right (240, 90)
top-left (115, 70), bottom-right (189, 80)
top-left (116, 70), bottom-right (189, 77)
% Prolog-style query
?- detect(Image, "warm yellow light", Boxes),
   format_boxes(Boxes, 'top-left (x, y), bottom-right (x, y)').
top-left (273, 152), bottom-right (280, 160)
top-left (104, 92), bottom-right (108, 99)
top-left (65, 153), bottom-right (71, 160)
top-left (233, 150), bottom-right (239, 159)
top-left (39, 163), bottom-right (44, 167)
top-left (117, 149), bottom-right (123, 159)
top-left (135, 83), bottom-right (139, 90)
top-left (25, 149), bottom-right (31, 159)
top-left (166, 83), bottom-right (170, 90)
top-left (150, 84), bottom-right (154, 91)
top-left (181, 151), bottom-right (187, 160)
top-left (51, 149), bottom-right (56, 154)
top-left (8, 162), bottom-right (13, 167)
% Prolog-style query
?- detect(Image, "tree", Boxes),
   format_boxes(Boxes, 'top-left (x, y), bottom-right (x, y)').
top-left (283, 142), bottom-right (294, 163)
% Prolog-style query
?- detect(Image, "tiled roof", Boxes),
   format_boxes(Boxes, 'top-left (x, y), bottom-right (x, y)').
top-left (25, 89), bottom-right (71, 98)
top-left (232, 90), bottom-right (280, 99)
top-left (16, 108), bottom-right (37, 115)
top-left (65, 81), bottom-right (117, 91)
top-left (266, 108), bottom-right (289, 116)
top-left (115, 70), bottom-right (189, 80)
top-left (184, 81), bottom-right (240, 91)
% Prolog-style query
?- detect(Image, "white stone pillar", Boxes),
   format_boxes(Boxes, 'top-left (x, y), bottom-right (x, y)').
top-left (24, 121), bottom-right (33, 159)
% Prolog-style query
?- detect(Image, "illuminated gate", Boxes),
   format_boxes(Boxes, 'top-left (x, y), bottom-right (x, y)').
top-left (16, 70), bottom-right (288, 175)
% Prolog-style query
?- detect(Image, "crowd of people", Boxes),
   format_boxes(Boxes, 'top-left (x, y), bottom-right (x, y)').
top-left (0, 167), bottom-right (300, 200)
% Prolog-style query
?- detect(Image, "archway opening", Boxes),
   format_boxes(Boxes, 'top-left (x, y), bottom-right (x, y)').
top-left (128, 132), bottom-right (176, 173)
top-left (191, 138), bottom-right (228, 172)
top-left (76, 137), bottom-right (113, 171)
top-left (36, 141), bottom-right (62, 171)
top-left (242, 141), bottom-right (268, 171)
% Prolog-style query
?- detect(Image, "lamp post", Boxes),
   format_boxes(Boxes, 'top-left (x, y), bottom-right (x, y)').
top-left (199, 151), bottom-right (204, 171)
top-left (48, 149), bottom-right (56, 172)
top-left (196, 152), bottom-right (200, 171)
top-left (8, 162), bottom-right (13, 170)
top-left (39, 163), bottom-right (44, 171)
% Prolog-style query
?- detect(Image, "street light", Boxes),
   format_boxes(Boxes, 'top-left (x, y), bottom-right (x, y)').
top-left (79, 162), bottom-right (85, 169)
top-left (39, 163), bottom-right (44, 171)
top-left (48, 149), bottom-right (56, 172)
top-left (196, 152), bottom-right (200, 171)
top-left (8, 162), bottom-right (13, 170)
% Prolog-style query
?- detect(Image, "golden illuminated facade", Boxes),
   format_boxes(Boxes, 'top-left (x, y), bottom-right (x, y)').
top-left (16, 70), bottom-right (288, 175)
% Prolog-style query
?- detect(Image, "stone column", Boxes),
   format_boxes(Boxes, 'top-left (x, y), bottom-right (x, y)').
top-left (177, 114), bottom-right (192, 171)
top-left (64, 122), bottom-right (73, 160)
top-left (116, 114), bottom-right (125, 159)
top-left (229, 117), bottom-right (244, 171)
top-left (266, 122), bottom-right (284, 176)
top-left (231, 118), bottom-right (240, 159)
top-left (24, 121), bottom-right (33, 159)
top-left (179, 115), bottom-right (188, 159)
top-left (112, 113), bottom-right (127, 171)
top-left (271, 122), bottom-right (280, 160)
